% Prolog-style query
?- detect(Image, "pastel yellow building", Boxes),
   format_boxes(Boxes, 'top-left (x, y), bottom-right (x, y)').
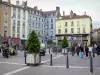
top-left (56, 11), bottom-right (92, 46)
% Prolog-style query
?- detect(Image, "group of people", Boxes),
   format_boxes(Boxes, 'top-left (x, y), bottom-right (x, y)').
top-left (71, 44), bottom-right (100, 58)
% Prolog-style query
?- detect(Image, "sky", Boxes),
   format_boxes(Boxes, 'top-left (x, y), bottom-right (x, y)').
top-left (3, 0), bottom-right (100, 28)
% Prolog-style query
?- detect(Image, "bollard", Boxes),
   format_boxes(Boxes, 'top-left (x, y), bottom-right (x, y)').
top-left (25, 51), bottom-right (26, 64)
top-left (90, 56), bottom-right (93, 73)
top-left (64, 49), bottom-right (65, 55)
top-left (66, 50), bottom-right (69, 68)
top-left (50, 54), bottom-right (53, 66)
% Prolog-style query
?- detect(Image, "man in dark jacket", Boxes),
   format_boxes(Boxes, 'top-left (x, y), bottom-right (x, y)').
top-left (71, 46), bottom-right (75, 56)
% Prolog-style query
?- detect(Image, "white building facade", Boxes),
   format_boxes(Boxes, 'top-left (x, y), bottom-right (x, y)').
top-left (11, 1), bottom-right (29, 41)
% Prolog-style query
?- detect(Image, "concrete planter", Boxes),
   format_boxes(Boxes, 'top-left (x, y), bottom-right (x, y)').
top-left (25, 52), bottom-right (41, 66)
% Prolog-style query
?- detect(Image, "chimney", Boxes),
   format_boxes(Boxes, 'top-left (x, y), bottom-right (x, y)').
top-left (70, 10), bottom-right (73, 18)
top-left (63, 11), bottom-right (65, 16)
top-left (25, 1), bottom-right (27, 6)
top-left (22, 1), bottom-right (25, 6)
top-left (8, 0), bottom-right (11, 3)
top-left (16, 0), bottom-right (20, 6)
top-left (34, 6), bottom-right (38, 10)
top-left (84, 12), bottom-right (86, 15)
top-left (56, 6), bottom-right (61, 18)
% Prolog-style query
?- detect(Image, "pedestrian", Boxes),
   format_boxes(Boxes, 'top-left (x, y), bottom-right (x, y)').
top-left (97, 44), bottom-right (100, 55)
top-left (88, 45), bottom-right (93, 57)
top-left (79, 46), bottom-right (84, 58)
top-left (92, 44), bottom-right (97, 57)
top-left (76, 46), bottom-right (80, 56)
top-left (84, 45), bottom-right (89, 57)
top-left (71, 45), bottom-right (75, 56)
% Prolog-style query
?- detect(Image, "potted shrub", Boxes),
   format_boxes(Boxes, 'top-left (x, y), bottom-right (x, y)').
top-left (25, 31), bottom-right (41, 66)
top-left (61, 36), bottom-right (68, 55)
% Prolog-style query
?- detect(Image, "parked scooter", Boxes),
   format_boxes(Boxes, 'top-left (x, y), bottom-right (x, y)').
top-left (1, 45), bottom-right (9, 58)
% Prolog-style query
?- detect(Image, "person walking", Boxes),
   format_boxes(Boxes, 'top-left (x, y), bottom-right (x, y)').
top-left (80, 46), bottom-right (84, 58)
top-left (88, 45), bottom-right (93, 57)
top-left (84, 45), bottom-right (89, 57)
top-left (97, 44), bottom-right (100, 55)
top-left (76, 46), bottom-right (80, 56)
top-left (71, 45), bottom-right (75, 56)
top-left (92, 44), bottom-right (97, 57)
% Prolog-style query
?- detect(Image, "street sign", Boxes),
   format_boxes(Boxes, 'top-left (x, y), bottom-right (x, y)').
top-left (70, 37), bottom-right (74, 41)
top-left (45, 38), bottom-right (48, 44)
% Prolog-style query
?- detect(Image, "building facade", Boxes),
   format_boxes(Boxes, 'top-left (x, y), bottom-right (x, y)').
top-left (28, 6), bottom-right (60, 43)
top-left (11, 1), bottom-right (29, 40)
top-left (0, 0), bottom-right (11, 37)
top-left (56, 11), bottom-right (92, 46)
top-left (28, 9), bottom-right (57, 42)
top-left (0, 0), bottom-right (61, 44)
top-left (92, 28), bottom-right (100, 43)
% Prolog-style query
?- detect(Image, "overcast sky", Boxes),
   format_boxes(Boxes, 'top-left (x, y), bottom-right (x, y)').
top-left (3, 0), bottom-right (100, 23)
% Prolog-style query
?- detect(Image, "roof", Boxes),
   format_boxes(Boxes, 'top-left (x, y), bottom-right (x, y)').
top-left (44, 10), bottom-right (56, 14)
top-left (57, 14), bottom-right (90, 20)
top-left (1, 1), bottom-right (56, 14)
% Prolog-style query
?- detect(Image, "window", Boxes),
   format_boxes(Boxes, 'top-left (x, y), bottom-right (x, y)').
top-left (4, 13), bottom-right (8, 18)
top-left (36, 17), bottom-right (37, 21)
top-left (82, 20), bottom-right (86, 26)
top-left (71, 21), bottom-right (74, 27)
top-left (42, 19), bottom-right (43, 22)
top-left (12, 26), bottom-right (15, 32)
top-left (13, 12), bottom-right (16, 18)
top-left (4, 26), bottom-right (7, 31)
top-left (12, 34), bottom-right (15, 38)
top-left (23, 11), bottom-right (25, 20)
top-left (38, 23), bottom-right (40, 28)
top-left (47, 20), bottom-right (49, 24)
top-left (23, 26), bottom-right (25, 33)
top-left (58, 29), bottom-right (61, 34)
top-left (65, 28), bottom-right (67, 33)
top-left (13, 7), bottom-right (16, 11)
top-left (4, 31), bottom-right (7, 37)
top-left (58, 24), bottom-right (61, 28)
top-left (18, 13), bottom-right (20, 19)
top-left (51, 24), bottom-right (53, 29)
top-left (22, 34), bottom-right (25, 38)
top-left (18, 21), bottom-right (20, 26)
top-left (17, 27), bottom-right (20, 33)
top-left (77, 28), bottom-right (80, 33)
top-left (65, 22), bottom-right (67, 27)
top-left (13, 20), bottom-right (15, 25)
top-left (39, 18), bottom-right (40, 21)
top-left (23, 22), bottom-right (25, 26)
top-left (36, 23), bottom-right (38, 28)
top-left (83, 27), bottom-right (86, 33)
top-left (18, 8), bottom-right (20, 12)
top-left (71, 28), bottom-right (74, 33)
top-left (51, 19), bottom-right (53, 23)
top-left (4, 21), bottom-right (7, 26)
top-left (77, 21), bottom-right (80, 27)
top-left (17, 34), bottom-right (20, 38)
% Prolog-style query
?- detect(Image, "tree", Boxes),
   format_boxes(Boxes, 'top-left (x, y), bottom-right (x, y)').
top-left (62, 36), bottom-right (68, 48)
top-left (27, 31), bottom-right (40, 53)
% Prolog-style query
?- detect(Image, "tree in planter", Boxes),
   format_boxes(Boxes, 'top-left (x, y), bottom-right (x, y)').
top-left (27, 31), bottom-right (40, 53)
top-left (26, 30), bottom-right (41, 65)
top-left (61, 36), bottom-right (68, 55)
